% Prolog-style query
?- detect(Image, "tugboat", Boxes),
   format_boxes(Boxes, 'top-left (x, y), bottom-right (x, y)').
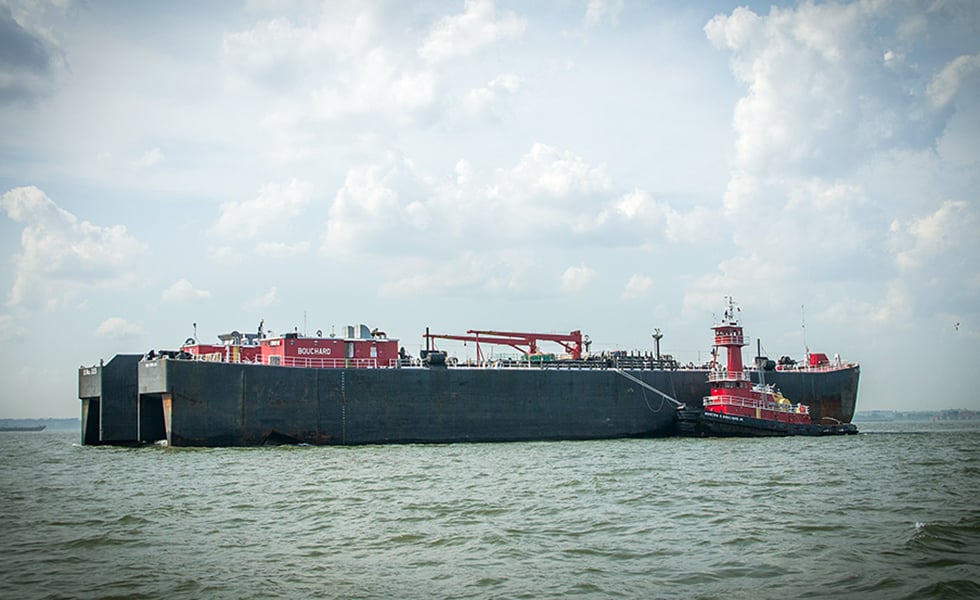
top-left (678, 297), bottom-right (858, 437)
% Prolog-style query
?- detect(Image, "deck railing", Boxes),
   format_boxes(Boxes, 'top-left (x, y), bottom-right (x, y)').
top-left (178, 351), bottom-right (855, 375)
top-left (713, 333), bottom-right (745, 346)
top-left (707, 370), bottom-right (751, 383)
top-left (190, 354), bottom-right (400, 369)
top-left (704, 394), bottom-right (809, 415)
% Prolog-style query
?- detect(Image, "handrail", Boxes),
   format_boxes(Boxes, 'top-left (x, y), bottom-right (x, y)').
top-left (774, 362), bottom-right (857, 373)
top-left (707, 370), bottom-right (750, 382)
top-left (704, 394), bottom-right (809, 415)
top-left (188, 354), bottom-right (400, 369)
top-left (713, 334), bottom-right (745, 345)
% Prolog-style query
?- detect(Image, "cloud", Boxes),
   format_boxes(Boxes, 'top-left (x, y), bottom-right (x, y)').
top-left (221, 9), bottom-right (376, 91)
top-left (605, 188), bottom-right (711, 245)
top-left (700, 1), bottom-right (980, 327)
top-left (208, 246), bottom-right (243, 266)
top-left (254, 241), bottom-right (310, 258)
top-left (622, 274), bottom-right (653, 300)
top-left (928, 53), bottom-right (980, 108)
top-left (0, 2), bottom-right (66, 105)
top-left (221, 2), bottom-right (524, 150)
top-left (480, 143), bottom-right (616, 239)
top-left (223, 7), bottom-right (434, 129)
top-left (131, 147), bottom-right (163, 169)
top-left (247, 286), bottom-right (278, 308)
top-left (461, 73), bottom-right (521, 120)
top-left (704, 2), bottom-right (952, 177)
top-left (584, 0), bottom-right (623, 29)
top-left (304, 48), bottom-right (435, 122)
top-left (492, 143), bottom-right (611, 200)
top-left (560, 264), bottom-right (594, 293)
top-left (322, 143), bottom-right (707, 260)
top-left (823, 281), bottom-right (914, 329)
top-left (0, 186), bottom-right (147, 308)
top-left (892, 200), bottom-right (975, 271)
top-left (378, 251), bottom-right (528, 298)
top-left (95, 317), bottom-right (143, 339)
top-left (0, 313), bottom-right (26, 340)
top-left (162, 279), bottom-right (210, 303)
top-left (213, 179), bottom-right (313, 239)
top-left (680, 253), bottom-right (801, 318)
top-left (722, 175), bottom-right (872, 266)
top-left (418, 0), bottom-right (526, 64)
top-left (322, 158), bottom-right (430, 258)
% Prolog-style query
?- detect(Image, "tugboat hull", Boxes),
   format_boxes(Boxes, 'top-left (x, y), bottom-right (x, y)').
top-left (680, 408), bottom-right (858, 437)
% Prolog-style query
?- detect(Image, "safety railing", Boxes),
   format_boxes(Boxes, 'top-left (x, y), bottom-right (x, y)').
top-left (704, 394), bottom-right (809, 415)
top-left (188, 354), bottom-right (400, 369)
top-left (707, 370), bottom-right (750, 382)
top-left (713, 333), bottom-right (745, 346)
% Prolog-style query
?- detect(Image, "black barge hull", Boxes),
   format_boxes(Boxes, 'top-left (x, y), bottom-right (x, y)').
top-left (79, 358), bottom-right (859, 446)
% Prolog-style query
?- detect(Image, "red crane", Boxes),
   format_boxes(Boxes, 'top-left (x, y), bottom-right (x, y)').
top-left (423, 329), bottom-right (585, 362)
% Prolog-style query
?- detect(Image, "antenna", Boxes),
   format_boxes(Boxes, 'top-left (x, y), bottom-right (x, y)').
top-left (801, 304), bottom-right (809, 357)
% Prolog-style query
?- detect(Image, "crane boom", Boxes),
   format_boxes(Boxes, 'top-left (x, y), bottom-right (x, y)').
top-left (423, 329), bottom-right (584, 360)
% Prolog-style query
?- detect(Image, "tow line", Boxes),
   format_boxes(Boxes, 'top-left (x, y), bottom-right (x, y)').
top-left (613, 369), bottom-right (685, 408)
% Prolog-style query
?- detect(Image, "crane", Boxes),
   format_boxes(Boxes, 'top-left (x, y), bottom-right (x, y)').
top-left (423, 329), bottom-right (586, 362)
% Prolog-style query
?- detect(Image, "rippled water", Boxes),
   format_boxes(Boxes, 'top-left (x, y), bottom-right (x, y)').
top-left (2, 421), bottom-right (979, 599)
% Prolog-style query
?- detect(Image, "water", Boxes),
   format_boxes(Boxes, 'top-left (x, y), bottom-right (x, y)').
top-left (1, 422), bottom-right (979, 600)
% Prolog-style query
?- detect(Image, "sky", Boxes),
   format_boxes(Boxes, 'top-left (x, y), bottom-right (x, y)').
top-left (1, 0), bottom-right (978, 418)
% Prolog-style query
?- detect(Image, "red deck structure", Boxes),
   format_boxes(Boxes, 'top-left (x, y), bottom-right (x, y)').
top-left (703, 298), bottom-right (811, 425)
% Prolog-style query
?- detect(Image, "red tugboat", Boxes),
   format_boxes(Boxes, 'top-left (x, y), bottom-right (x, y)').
top-left (686, 297), bottom-right (858, 437)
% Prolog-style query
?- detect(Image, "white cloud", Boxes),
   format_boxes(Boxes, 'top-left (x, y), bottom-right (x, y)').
top-left (723, 175), bottom-right (871, 264)
top-left (681, 253), bottom-right (799, 318)
top-left (221, 10), bottom-right (376, 91)
top-left (255, 241), bottom-right (310, 258)
top-left (305, 48), bottom-right (435, 122)
top-left (95, 317), bottom-right (143, 339)
top-left (461, 73), bottom-right (521, 120)
top-left (208, 246), bottom-right (243, 266)
top-left (927, 53), bottom-right (980, 108)
top-left (892, 200), bottom-right (974, 271)
top-left (162, 279), bottom-right (211, 303)
top-left (322, 143), bottom-right (708, 260)
top-left (378, 251), bottom-right (528, 298)
top-left (584, 0), bottom-right (623, 29)
top-left (482, 144), bottom-right (614, 239)
top-left (604, 188), bottom-right (710, 245)
top-left (418, 0), bottom-right (526, 64)
top-left (494, 143), bottom-right (611, 199)
top-left (824, 281), bottom-right (914, 328)
top-left (131, 147), bottom-right (163, 168)
top-left (705, 2), bottom-right (950, 177)
top-left (322, 159), bottom-right (428, 258)
top-left (213, 179), bottom-right (313, 239)
top-left (0, 313), bottom-right (26, 340)
top-left (560, 264), bottom-right (595, 293)
top-left (247, 286), bottom-right (278, 308)
top-left (700, 1), bottom-right (980, 334)
top-left (622, 274), bottom-right (653, 300)
top-left (222, 7), bottom-right (434, 132)
top-left (0, 186), bottom-right (147, 308)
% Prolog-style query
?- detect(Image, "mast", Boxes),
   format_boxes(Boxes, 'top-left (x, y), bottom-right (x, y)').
top-left (712, 296), bottom-right (745, 376)
top-left (801, 304), bottom-right (809, 361)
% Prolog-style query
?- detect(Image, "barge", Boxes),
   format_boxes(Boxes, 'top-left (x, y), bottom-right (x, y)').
top-left (79, 311), bottom-right (859, 446)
